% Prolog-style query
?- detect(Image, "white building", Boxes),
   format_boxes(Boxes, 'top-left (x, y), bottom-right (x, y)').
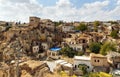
top-left (103, 22), bottom-right (111, 26)
top-left (74, 56), bottom-right (93, 72)
top-left (117, 20), bottom-right (120, 24)
top-left (55, 60), bottom-right (73, 68)
top-left (64, 38), bottom-right (84, 51)
top-left (62, 25), bottom-right (75, 33)
top-left (69, 44), bottom-right (83, 51)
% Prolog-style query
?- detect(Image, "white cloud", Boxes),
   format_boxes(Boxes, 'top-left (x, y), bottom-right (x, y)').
top-left (117, 0), bottom-right (120, 5)
top-left (56, 0), bottom-right (72, 8)
top-left (0, 0), bottom-right (120, 22)
top-left (83, 0), bottom-right (109, 9)
top-left (0, 0), bottom-right (43, 22)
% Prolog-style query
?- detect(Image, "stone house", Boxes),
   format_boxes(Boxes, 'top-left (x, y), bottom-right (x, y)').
top-left (104, 25), bottom-right (120, 36)
top-left (91, 54), bottom-right (110, 67)
top-left (63, 33), bottom-right (91, 52)
top-left (32, 46), bottom-right (39, 54)
top-left (77, 37), bottom-right (89, 44)
top-left (76, 34), bottom-right (92, 49)
top-left (117, 20), bottom-right (120, 24)
top-left (40, 19), bottom-right (55, 31)
top-left (0, 21), bottom-right (6, 26)
top-left (97, 26), bottom-right (106, 33)
top-left (69, 43), bottom-right (83, 52)
top-left (90, 53), bottom-right (110, 73)
top-left (41, 42), bottom-right (50, 50)
top-left (31, 40), bottom-right (43, 53)
top-left (87, 24), bottom-right (94, 32)
top-left (105, 26), bottom-right (113, 35)
top-left (90, 32), bottom-right (103, 42)
top-left (47, 50), bottom-right (59, 59)
top-left (107, 52), bottom-right (120, 69)
top-left (62, 24), bottom-right (75, 33)
top-left (29, 17), bottom-right (40, 27)
top-left (102, 22), bottom-right (111, 26)
top-left (0, 21), bottom-right (13, 27)
top-left (63, 37), bottom-right (84, 52)
top-left (73, 22), bottom-right (80, 27)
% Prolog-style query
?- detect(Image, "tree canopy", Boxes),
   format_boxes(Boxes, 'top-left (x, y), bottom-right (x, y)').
top-left (100, 41), bottom-right (117, 55)
top-left (110, 30), bottom-right (118, 39)
top-left (94, 21), bottom-right (100, 26)
top-left (89, 42), bottom-right (101, 54)
top-left (54, 21), bottom-right (63, 26)
top-left (59, 46), bottom-right (76, 58)
top-left (78, 64), bottom-right (88, 74)
top-left (93, 21), bottom-right (100, 32)
top-left (108, 21), bottom-right (118, 25)
top-left (75, 23), bottom-right (87, 32)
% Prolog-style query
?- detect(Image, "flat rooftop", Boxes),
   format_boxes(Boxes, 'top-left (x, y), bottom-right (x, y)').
top-left (74, 56), bottom-right (90, 61)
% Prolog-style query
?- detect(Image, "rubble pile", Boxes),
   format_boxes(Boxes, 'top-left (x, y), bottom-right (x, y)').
top-left (21, 70), bottom-right (32, 77)
top-left (0, 60), bottom-right (51, 77)
top-left (0, 62), bottom-right (9, 77)
top-left (19, 60), bottom-right (50, 77)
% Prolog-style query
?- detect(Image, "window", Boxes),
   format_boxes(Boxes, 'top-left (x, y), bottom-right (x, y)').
top-left (97, 60), bottom-right (99, 62)
top-left (30, 19), bottom-right (34, 21)
top-left (83, 40), bottom-right (86, 43)
top-left (94, 59), bottom-right (100, 62)
top-left (34, 48), bottom-right (36, 50)
top-left (88, 66), bottom-right (89, 68)
top-left (94, 60), bottom-right (96, 62)
top-left (52, 53), bottom-right (55, 56)
top-left (75, 65), bottom-right (77, 69)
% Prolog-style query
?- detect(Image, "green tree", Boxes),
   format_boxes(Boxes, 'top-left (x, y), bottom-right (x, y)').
top-left (59, 46), bottom-right (76, 58)
top-left (89, 42), bottom-right (101, 54)
top-left (110, 30), bottom-right (118, 39)
top-left (108, 21), bottom-right (118, 25)
top-left (100, 41), bottom-right (117, 55)
top-left (54, 21), bottom-right (63, 26)
top-left (75, 23), bottom-right (87, 32)
top-left (78, 64), bottom-right (88, 75)
top-left (93, 21), bottom-right (100, 32)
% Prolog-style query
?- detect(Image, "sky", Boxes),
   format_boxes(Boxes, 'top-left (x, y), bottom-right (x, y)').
top-left (0, 0), bottom-right (120, 22)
